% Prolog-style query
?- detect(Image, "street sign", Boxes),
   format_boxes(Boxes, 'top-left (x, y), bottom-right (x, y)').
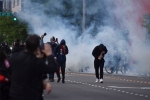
top-left (0, 12), bottom-right (12, 16)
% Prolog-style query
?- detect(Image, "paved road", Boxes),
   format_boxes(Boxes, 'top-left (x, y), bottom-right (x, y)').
top-left (43, 72), bottom-right (150, 100)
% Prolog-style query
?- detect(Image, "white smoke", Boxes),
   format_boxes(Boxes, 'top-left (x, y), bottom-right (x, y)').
top-left (16, 0), bottom-right (150, 75)
top-left (111, 0), bottom-right (150, 75)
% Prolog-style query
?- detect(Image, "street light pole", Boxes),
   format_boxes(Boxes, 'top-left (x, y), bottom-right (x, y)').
top-left (82, 0), bottom-right (85, 37)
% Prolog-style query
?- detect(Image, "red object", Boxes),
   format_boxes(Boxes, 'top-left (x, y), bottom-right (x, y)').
top-left (61, 45), bottom-right (66, 54)
top-left (0, 74), bottom-right (8, 82)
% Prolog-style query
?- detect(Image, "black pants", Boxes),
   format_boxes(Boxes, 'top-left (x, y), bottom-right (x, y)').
top-left (94, 59), bottom-right (104, 79)
top-left (56, 62), bottom-right (66, 80)
top-left (49, 72), bottom-right (54, 79)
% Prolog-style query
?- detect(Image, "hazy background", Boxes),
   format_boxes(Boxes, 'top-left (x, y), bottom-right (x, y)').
top-left (16, 0), bottom-right (150, 75)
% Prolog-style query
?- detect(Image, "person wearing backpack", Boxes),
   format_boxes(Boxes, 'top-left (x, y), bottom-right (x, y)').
top-left (54, 39), bottom-right (69, 83)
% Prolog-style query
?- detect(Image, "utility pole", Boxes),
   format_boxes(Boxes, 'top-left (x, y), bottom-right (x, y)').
top-left (82, 0), bottom-right (85, 37)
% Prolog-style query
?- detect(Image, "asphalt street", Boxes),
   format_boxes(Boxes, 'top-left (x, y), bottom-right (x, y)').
top-left (43, 72), bottom-right (150, 100)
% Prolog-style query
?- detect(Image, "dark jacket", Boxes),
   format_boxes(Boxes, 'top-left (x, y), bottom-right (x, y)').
top-left (11, 47), bottom-right (24, 54)
top-left (92, 44), bottom-right (108, 62)
top-left (0, 62), bottom-right (11, 100)
top-left (9, 51), bottom-right (56, 100)
top-left (54, 39), bottom-right (68, 63)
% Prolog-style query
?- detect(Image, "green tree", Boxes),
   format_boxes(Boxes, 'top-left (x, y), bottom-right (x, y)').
top-left (0, 16), bottom-right (28, 44)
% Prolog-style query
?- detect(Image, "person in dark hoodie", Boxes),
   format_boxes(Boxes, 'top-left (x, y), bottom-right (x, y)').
top-left (92, 44), bottom-right (107, 83)
top-left (0, 50), bottom-right (11, 100)
top-left (54, 39), bottom-right (69, 83)
top-left (9, 34), bottom-right (56, 100)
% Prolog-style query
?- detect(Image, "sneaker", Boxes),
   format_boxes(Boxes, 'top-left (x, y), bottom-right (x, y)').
top-left (99, 79), bottom-right (103, 83)
top-left (95, 79), bottom-right (99, 83)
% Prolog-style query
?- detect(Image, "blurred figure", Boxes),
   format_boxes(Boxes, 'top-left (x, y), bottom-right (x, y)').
top-left (9, 34), bottom-right (56, 100)
top-left (47, 36), bottom-right (57, 82)
top-left (92, 44), bottom-right (107, 83)
top-left (0, 50), bottom-right (11, 100)
top-left (55, 38), bottom-right (59, 44)
top-left (54, 39), bottom-right (69, 83)
top-left (11, 39), bottom-right (24, 54)
top-left (20, 41), bottom-right (25, 48)
top-left (0, 42), bottom-right (11, 57)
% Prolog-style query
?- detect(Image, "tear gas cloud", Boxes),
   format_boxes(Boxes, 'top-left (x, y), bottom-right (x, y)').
top-left (17, 0), bottom-right (150, 75)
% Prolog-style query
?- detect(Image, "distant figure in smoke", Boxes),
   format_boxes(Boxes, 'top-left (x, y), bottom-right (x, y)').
top-left (47, 36), bottom-right (57, 82)
top-left (54, 39), bottom-right (69, 83)
top-left (55, 38), bottom-right (59, 44)
top-left (92, 44), bottom-right (107, 83)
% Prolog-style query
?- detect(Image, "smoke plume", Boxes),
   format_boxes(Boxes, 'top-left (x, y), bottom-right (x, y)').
top-left (17, 0), bottom-right (150, 76)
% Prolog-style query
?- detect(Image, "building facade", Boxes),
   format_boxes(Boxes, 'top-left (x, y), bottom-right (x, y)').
top-left (0, 0), bottom-right (11, 11)
top-left (11, 0), bottom-right (22, 13)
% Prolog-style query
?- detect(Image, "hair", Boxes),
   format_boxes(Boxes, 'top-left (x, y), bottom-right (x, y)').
top-left (25, 34), bottom-right (40, 52)
top-left (0, 50), bottom-right (7, 64)
top-left (50, 36), bottom-right (55, 42)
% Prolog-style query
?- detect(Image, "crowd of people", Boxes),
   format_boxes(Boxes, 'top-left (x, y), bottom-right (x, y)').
top-left (0, 33), bottom-right (108, 100)
top-left (0, 34), bottom-right (69, 100)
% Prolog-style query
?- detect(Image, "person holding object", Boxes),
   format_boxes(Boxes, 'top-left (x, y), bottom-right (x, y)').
top-left (9, 34), bottom-right (56, 100)
top-left (54, 39), bottom-right (69, 83)
top-left (92, 44), bottom-right (107, 83)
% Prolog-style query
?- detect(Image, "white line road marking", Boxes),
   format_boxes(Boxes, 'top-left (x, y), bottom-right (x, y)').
top-left (67, 79), bottom-right (149, 98)
top-left (108, 86), bottom-right (150, 89)
top-left (145, 95), bottom-right (148, 97)
top-left (140, 94), bottom-right (144, 96)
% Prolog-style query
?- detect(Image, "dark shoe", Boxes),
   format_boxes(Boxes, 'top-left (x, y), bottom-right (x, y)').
top-left (62, 80), bottom-right (65, 83)
top-left (57, 78), bottom-right (61, 83)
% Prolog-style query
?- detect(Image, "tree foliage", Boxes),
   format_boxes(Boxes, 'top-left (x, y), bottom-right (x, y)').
top-left (0, 16), bottom-right (28, 44)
